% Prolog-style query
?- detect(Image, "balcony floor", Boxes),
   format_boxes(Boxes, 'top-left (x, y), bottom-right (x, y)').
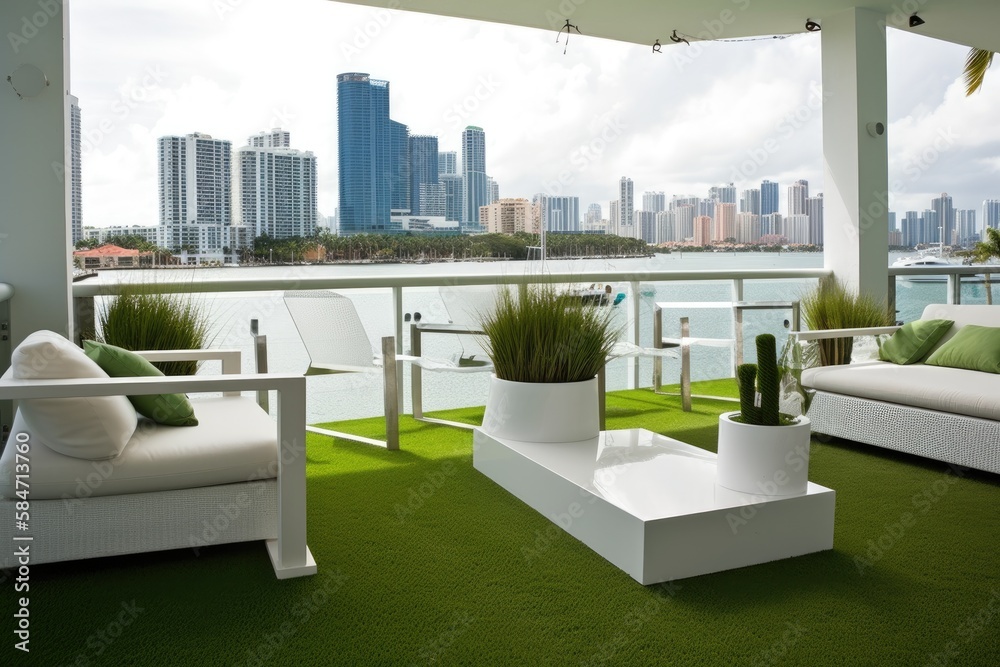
top-left (16, 380), bottom-right (1000, 666)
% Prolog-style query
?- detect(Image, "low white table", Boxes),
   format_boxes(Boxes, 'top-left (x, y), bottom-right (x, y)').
top-left (473, 428), bottom-right (835, 584)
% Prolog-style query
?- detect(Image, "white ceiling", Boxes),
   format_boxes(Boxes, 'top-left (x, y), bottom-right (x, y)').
top-left (329, 0), bottom-right (1000, 53)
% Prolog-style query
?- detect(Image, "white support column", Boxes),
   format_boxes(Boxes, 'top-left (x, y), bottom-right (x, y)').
top-left (821, 8), bottom-right (889, 304)
top-left (0, 0), bottom-right (73, 347)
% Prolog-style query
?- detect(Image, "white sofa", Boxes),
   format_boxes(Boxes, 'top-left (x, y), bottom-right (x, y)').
top-left (0, 340), bottom-right (316, 579)
top-left (799, 304), bottom-right (1000, 474)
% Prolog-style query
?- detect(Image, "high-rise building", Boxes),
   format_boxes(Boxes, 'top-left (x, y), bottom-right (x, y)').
top-left (441, 174), bottom-right (463, 222)
top-left (957, 209), bottom-right (977, 246)
top-left (784, 214), bottom-right (810, 244)
top-left (693, 215), bottom-right (712, 245)
top-left (983, 199), bottom-right (1000, 231)
top-left (709, 183), bottom-right (737, 204)
top-left (488, 176), bottom-right (499, 204)
top-left (480, 198), bottom-right (531, 235)
top-left (585, 203), bottom-right (603, 227)
top-left (806, 193), bottom-right (824, 245)
top-left (419, 183), bottom-right (447, 218)
top-left (390, 121), bottom-right (410, 213)
top-left (609, 200), bottom-right (619, 236)
top-left (740, 189), bottom-right (761, 216)
top-left (462, 126), bottom-right (488, 224)
top-left (735, 213), bottom-right (760, 244)
top-left (158, 133), bottom-right (232, 227)
top-left (535, 194), bottom-right (580, 233)
top-left (642, 191), bottom-right (665, 213)
top-left (438, 151), bottom-right (457, 176)
top-left (787, 180), bottom-right (809, 216)
top-left (248, 128), bottom-right (290, 148)
top-left (409, 135), bottom-right (438, 216)
top-left (617, 177), bottom-right (634, 237)
top-left (931, 193), bottom-right (956, 245)
top-left (674, 204), bottom-right (695, 242)
top-left (713, 202), bottom-right (736, 242)
top-left (760, 213), bottom-right (782, 238)
top-left (760, 180), bottom-right (779, 216)
top-left (923, 209), bottom-right (941, 245)
top-left (657, 210), bottom-right (677, 243)
top-left (337, 72), bottom-right (398, 234)
top-left (69, 95), bottom-right (82, 244)
top-left (901, 211), bottom-right (921, 247)
top-left (233, 129), bottom-right (318, 239)
top-left (636, 210), bottom-right (657, 243)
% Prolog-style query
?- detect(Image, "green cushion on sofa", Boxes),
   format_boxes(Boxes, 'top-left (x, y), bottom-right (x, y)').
top-left (878, 318), bottom-right (953, 365)
top-left (924, 325), bottom-right (1000, 373)
top-left (83, 341), bottom-right (198, 426)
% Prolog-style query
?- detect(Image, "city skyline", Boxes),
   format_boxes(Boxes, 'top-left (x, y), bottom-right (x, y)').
top-left (71, 0), bottom-right (1000, 231)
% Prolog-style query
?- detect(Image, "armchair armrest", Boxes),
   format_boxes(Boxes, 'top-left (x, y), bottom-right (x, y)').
top-left (0, 372), bottom-right (301, 401)
top-left (412, 322), bottom-right (485, 336)
top-left (790, 326), bottom-right (900, 342)
top-left (134, 349), bottom-right (243, 396)
top-left (135, 348), bottom-right (242, 375)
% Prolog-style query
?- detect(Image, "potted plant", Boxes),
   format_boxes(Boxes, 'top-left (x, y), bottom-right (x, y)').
top-left (478, 284), bottom-right (620, 442)
top-left (97, 284), bottom-right (211, 376)
top-left (716, 333), bottom-right (812, 496)
top-left (801, 276), bottom-right (893, 365)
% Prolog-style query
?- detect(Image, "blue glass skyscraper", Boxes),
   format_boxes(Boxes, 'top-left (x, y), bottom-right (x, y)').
top-left (462, 126), bottom-right (488, 225)
top-left (409, 135), bottom-right (439, 216)
top-left (337, 72), bottom-right (398, 234)
top-left (390, 120), bottom-right (410, 213)
top-left (760, 179), bottom-right (779, 216)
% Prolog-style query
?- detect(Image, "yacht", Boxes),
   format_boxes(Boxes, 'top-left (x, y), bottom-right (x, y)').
top-left (891, 253), bottom-right (958, 282)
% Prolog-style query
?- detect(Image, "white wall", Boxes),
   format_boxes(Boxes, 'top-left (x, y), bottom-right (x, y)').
top-left (821, 7), bottom-right (890, 303)
top-left (0, 0), bottom-right (72, 346)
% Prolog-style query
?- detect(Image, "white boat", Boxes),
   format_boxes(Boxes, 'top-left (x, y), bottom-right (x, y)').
top-left (891, 253), bottom-right (958, 282)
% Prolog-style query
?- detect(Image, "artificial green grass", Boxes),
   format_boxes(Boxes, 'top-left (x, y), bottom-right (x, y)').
top-left (8, 380), bottom-right (1000, 666)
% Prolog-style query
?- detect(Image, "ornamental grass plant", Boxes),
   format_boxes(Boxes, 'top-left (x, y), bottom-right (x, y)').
top-left (97, 284), bottom-right (211, 376)
top-left (479, 285), bottom-right (621, 384)
top-left (801, 276), bottom-right (893, 365)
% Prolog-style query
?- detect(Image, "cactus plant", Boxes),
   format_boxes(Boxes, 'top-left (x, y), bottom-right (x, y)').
top-left (736, 333), bottom-right (782, 426)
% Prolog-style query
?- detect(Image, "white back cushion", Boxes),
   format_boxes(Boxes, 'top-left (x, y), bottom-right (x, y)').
top-left (12, 331), bottom-right (137, 460)
top-left (920, 305), bottom-right (1000, 356)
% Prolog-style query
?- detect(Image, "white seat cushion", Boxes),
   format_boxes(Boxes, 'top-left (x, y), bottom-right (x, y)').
top-left (802, 360), bottom-right (1000, 421)
top-left (0, 396), bottom-right (278, 500)
top-left (11, 330), bottom-right (138, 459)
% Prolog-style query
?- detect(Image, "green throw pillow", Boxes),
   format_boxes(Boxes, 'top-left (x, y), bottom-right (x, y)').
top-left (924, 325), bottom-right (1000, 373)
top-left (878, 319), bottom-right (953, 365)
top-left (83, 340), bottom-right (199, 426)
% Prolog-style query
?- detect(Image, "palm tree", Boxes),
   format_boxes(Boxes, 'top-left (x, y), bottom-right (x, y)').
top-left (964, 48), bottom-right (995, 96)
top-left (968, 227), bottom-right (1000, 304)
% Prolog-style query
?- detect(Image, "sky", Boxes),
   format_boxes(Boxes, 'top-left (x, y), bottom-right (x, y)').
top-left (69, 0), bottom-right (1000, 229)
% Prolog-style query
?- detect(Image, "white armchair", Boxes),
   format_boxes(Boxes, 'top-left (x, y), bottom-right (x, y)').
top-left (0, 342), bottom-right (315, 579)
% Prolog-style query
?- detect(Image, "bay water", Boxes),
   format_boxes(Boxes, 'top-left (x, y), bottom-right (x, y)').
top-left (90, 252), bottom-right (995, 422)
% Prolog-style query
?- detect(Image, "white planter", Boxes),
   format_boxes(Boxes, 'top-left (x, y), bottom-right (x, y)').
top-left (480, 375), bottom-right (599, 443)
top-left (716, 412), bottom-right (811, 496)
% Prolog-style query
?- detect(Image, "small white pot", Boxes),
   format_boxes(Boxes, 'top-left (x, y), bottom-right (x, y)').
top-left (480, 375), bottom-right (599, 443)
top-left (716, 411), bottom-right (811, 496)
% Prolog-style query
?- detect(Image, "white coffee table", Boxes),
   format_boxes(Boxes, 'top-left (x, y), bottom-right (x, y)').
top-left (473, 428), bottom-right (835, 584)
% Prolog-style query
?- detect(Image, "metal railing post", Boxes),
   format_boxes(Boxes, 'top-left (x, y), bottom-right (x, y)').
top-left (630, 280), bottom-right (640, 389)
top-left (392, 285), bottom-right (404, 414)
top-left (947, 275), bottom-right (961, 305)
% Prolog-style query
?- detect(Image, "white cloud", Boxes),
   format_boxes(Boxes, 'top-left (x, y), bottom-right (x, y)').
top-left (71, 0), bottom-right (999, 229)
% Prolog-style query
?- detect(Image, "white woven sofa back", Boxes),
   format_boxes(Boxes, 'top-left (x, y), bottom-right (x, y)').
top-left (919, 304), bottom-right (1000, 355)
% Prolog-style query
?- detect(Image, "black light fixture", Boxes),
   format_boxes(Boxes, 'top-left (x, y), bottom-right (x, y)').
top-left (805, 19), bottom-right (821, 32)
top-left (909, 14), bottom-right (925, 27)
